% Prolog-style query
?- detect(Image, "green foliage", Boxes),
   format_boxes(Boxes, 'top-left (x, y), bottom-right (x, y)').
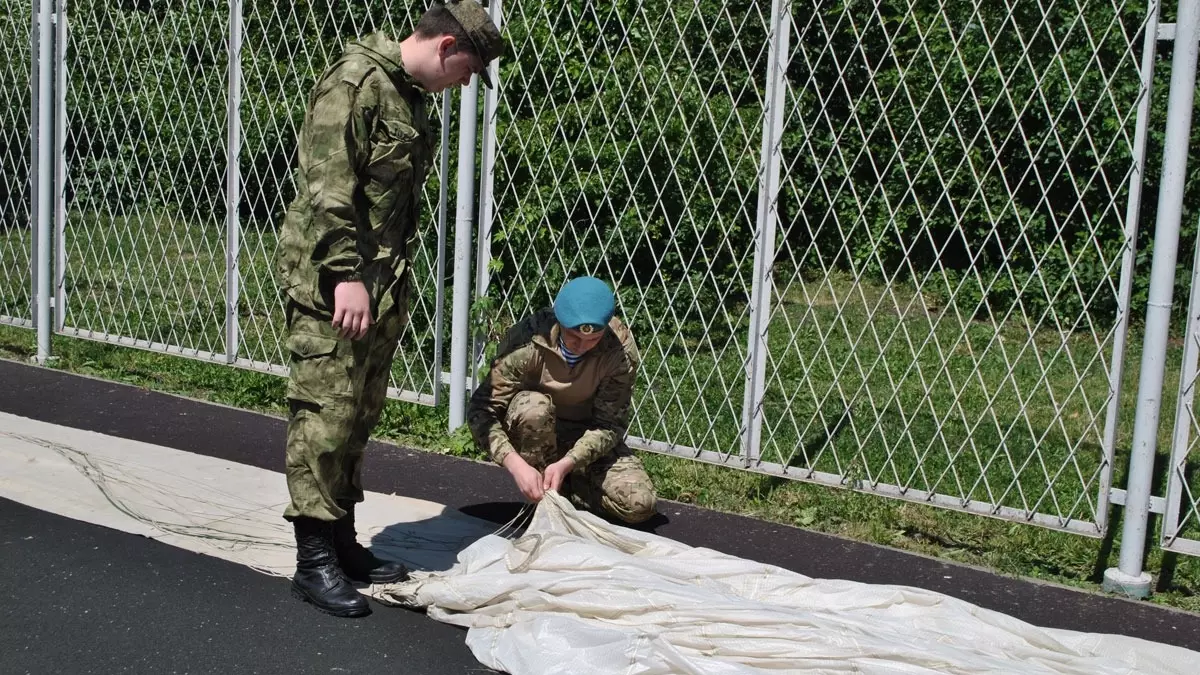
top-left (63, 2), bottom-right (228, 218)
top-left (487, 0), bottom-right (765, 342)
top-left (779, 1), bottom-right (1184, 327)
top-left (44, 1), bottom-right (418, 224)
top-left (479, 1), bottom-right (1198, 337)
top-left (2, 1), bottom-right (1193, 331)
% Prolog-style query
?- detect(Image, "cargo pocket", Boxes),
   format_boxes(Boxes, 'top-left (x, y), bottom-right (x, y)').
top-left (364, 119), bottom-right (418, 251)
top-left (285, 332), bottom-right (350, 405)
top-left (366, 120), bottom-right (417, 180)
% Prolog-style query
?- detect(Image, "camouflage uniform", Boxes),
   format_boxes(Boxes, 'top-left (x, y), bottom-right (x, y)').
top-left (276, 33), bottom-right (434, 522)
top-left (468, 308), bottom-right (658, 524)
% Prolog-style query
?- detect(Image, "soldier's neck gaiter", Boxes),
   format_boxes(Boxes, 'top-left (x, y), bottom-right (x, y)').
top-left (558, 337), bottom-right (583, 368)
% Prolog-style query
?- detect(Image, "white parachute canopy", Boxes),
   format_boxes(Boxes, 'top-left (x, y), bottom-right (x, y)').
top-left (375, 492), bottom-right (1197, 675)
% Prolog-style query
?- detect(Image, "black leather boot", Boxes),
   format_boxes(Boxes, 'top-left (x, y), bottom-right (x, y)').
top-left (290, 517), bottom-right (370, 618)
top-left (334, 500), bottom-right (410, 584)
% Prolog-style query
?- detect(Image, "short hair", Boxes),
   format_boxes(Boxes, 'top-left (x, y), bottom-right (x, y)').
top-left (414, 4), bottom-right (476, 54)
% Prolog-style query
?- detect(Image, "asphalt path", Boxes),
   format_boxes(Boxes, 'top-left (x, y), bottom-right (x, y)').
top-left (2, 358), bottom-right (1198, 674)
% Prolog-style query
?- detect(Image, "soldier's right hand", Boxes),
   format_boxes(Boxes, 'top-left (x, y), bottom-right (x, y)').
top-left (514, 465), bottom-right (545, 502)
top-left (332, 281), bottom-right (373, 340)
top-left (506, 459), bottom-right (545, 502)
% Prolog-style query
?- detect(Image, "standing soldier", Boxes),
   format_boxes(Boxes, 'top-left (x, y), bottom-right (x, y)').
top-left (468, 276), bottom-right (659, 525)
top-left (275, 1), bottom-right (503, 618)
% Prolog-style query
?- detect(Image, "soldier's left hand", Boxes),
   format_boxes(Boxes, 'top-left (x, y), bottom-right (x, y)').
top-left (332, 280), bottom-right (373, 340)
top-left (543, 457), bottom-right (576, 494)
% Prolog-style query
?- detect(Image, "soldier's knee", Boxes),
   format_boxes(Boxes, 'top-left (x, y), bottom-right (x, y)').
top-left (286, 399), bottom-right (356, 461)
top-left (605, 488), bottom-right (658, 524)
top-left (505, 390), bottom-right (556, 428)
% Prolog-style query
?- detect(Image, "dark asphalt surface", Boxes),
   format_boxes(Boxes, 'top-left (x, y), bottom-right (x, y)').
top-left (1, 497), bottom-right (486, 675)
top-left (1, 358), bottom-right (1199, 674)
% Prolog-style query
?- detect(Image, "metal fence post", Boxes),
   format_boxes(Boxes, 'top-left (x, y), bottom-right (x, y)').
top-left (740, 0), bottom-right (790, 465)
top-left (223, 0), bottom-right (244, 364)
top-left (1164, 219), bottom-right (1200, 552)
top-left (473, 0), bottom-right (503, 393)
top-left (53, 0), bottom-right (66, 332)
top-left (33, 0), bottom-right (53, 363)
top-left (1099, 0), bottom-right (1162, 533)
top-left (1103, 0), bottom-right (1200, 599)
top-left (29, 0), bottom-right (40, 334)
top-left (432, 90), bottom-right (452, 407)
top-left (449, 80), bottom-right (480, 429)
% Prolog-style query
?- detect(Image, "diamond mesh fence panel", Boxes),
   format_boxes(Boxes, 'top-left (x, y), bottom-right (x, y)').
top-left (0, 1), bottom-right (34, 327)
top-left (18, 0), bottom-right (1167, 535)
top-left (483, 1), bottom-right (1150, 533)
top-left (58, 1), bottom-right (448, 402)
top-left (60, 1), bottom-right (229, 355)
top-left (1164, 239), bottom-right (1200, 557)
top-left (761, 3), bottom-right (1149, 532)
top-left (483, 0), bottom-right (772, 459)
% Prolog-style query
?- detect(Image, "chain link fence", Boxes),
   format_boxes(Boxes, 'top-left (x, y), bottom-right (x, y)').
top-left (42, 0), bottom-right (450, 403)
top-left (1, 3), bottom-right (34, 327)
top-left (5, 1), bottom-right (1200, 555)
top-left (479, 0), bottom-right (772, 461)
top-left (760, 3), bottom-right (1148, 531)
top-left (59, 2), bottom-right (230, 357)
top-left (1166, 235), bottom-right (1200, 556)
top-left (478, 1), bottom-right (1156, 534)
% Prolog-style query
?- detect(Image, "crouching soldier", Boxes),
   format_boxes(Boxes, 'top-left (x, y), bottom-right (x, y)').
top-left (467, 276), bottom-right (658, 524)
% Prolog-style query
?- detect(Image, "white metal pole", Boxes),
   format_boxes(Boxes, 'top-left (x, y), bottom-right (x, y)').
top-left (223, 0), bottom-right (244, 363)
top-left (1164, 220), bottom-right (1200, 549)
top-left (29, 0), bottom-right (40, 332)
top-left (53, 0), bottom-right (67, 332)
top-left (1103, 0), bottom-right (1200, 599)
top-left (449, 79), bottom-right (480, 429)
top-left (1099, 0), bottom-right (1161, 533)
top-left (34, 0), bottom-right (53, 362)
top-left (433, 90), bottom-right (452, 406)
top-left (472, 0), bottom-right (502, 393)
top-left (740, 0), bottom-right (790, 464)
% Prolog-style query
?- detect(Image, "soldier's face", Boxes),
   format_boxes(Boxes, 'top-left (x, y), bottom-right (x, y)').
top-left (431, 37), bottom-right (484, 92)
top-left (562, 326), bottom-right (605, 355)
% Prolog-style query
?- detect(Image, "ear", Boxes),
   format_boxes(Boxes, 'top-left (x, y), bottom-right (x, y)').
top-left (436, 35), bottom-right (458, 60)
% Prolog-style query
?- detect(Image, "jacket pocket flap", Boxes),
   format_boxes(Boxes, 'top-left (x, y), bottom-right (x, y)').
top-left (286, 332), bottom-right (339, 359)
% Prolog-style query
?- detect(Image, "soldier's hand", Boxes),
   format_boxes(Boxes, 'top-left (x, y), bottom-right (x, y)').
top-left (504, 454), bottom-right (544, 502)
top-left (332, 281), bottom-right (372, 340)
top-left (542, 457), bottom-right (576, 494)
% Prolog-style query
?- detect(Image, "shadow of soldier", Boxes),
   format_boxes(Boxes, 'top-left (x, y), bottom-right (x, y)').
top-left (363, 498), bottom-right (672, 582)
top-left (363, 506), bottom-right (497, 574)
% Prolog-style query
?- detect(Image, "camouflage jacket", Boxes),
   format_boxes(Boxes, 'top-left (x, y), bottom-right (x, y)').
top-left (275, 32), bottom-right (435, 319)
top-left (467, 308), bottom-right (640, 470)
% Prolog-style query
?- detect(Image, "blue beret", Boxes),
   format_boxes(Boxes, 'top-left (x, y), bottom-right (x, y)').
top-left (553, 277), bottom-right (615, 329)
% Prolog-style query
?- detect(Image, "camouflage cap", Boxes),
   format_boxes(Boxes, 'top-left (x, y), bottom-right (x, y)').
top-left (443, 0), bottom-right (504, 88)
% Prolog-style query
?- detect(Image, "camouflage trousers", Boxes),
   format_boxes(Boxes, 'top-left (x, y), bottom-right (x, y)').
top-left (282, 300), bottom-right (406, 522)
top-left (505, 390), bottom-right (657, 524)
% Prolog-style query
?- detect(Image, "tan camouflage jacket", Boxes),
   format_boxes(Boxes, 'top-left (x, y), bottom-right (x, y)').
top-left (467, 308), bottom-right (640, 470)
top-left (275, 33), bottom-right (435, 319)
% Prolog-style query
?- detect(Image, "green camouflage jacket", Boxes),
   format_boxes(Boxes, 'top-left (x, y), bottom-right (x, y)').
top-left (275, 33), bottom-right (435, 319)
top-left (467, 308), bottom-right (641, 470)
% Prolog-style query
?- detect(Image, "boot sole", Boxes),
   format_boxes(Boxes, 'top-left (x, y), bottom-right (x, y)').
top-left (367, 570), bottom-right (410, 584)
top-left (290, 583), bottom-right (371, 618)
top-left (343, 568), bottom-right (410, 585)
